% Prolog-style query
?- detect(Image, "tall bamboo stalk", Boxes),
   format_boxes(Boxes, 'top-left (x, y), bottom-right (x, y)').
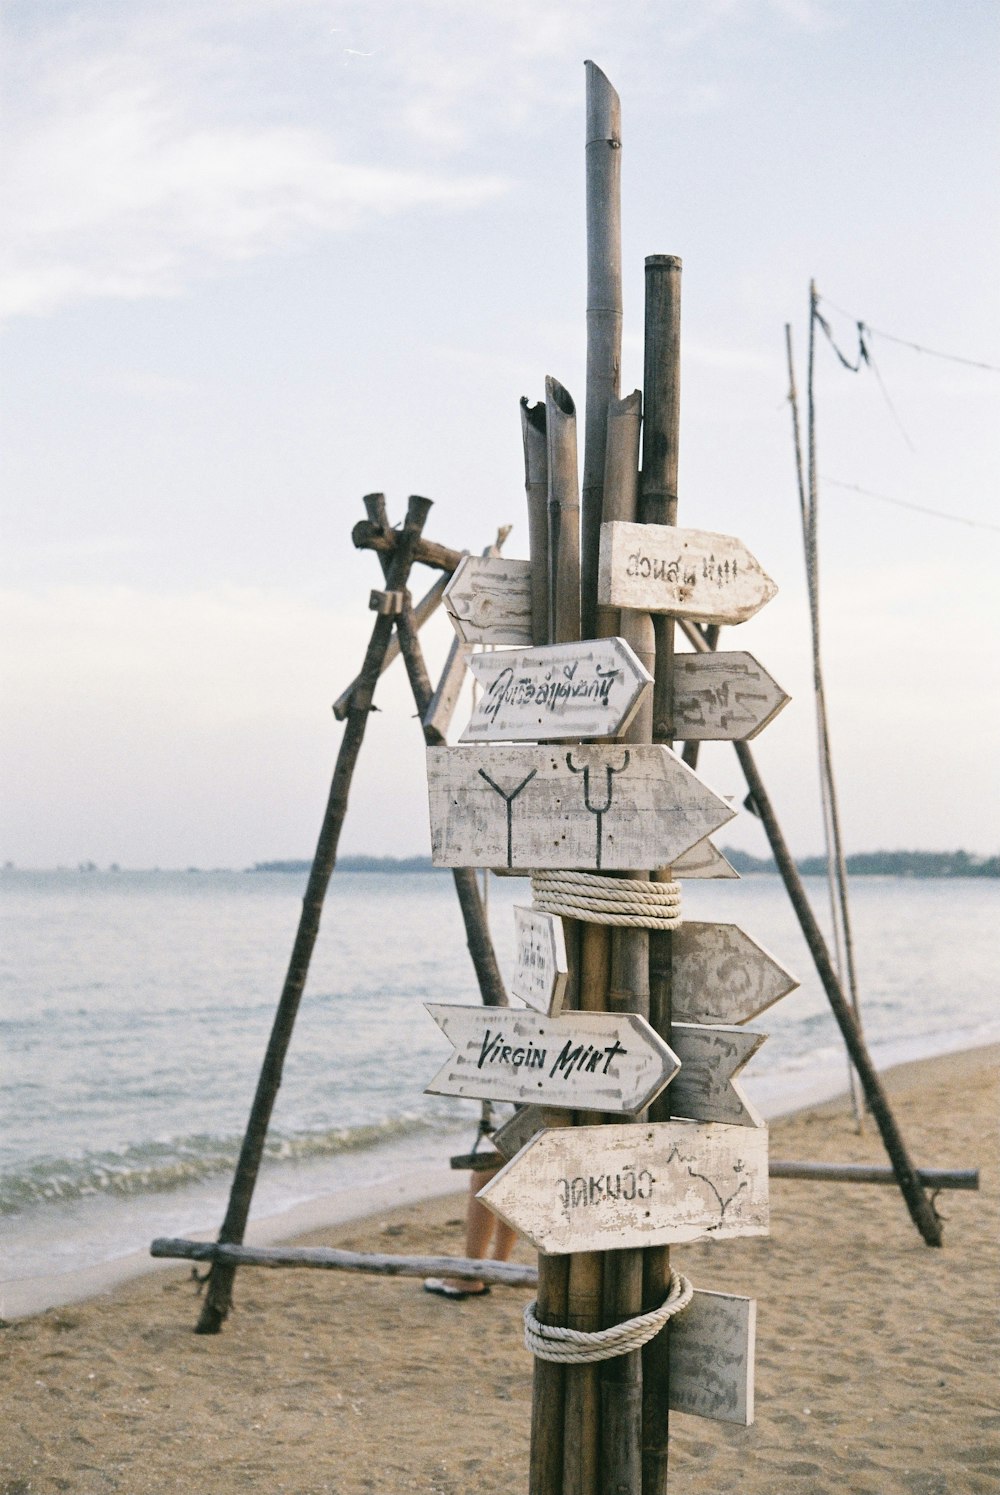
top-left (582, 60), bottom-right (623, 639)
top-left (194, 494), bottom-right (434, 1334)
top-left (638, 257), bottom-right (683, 1494)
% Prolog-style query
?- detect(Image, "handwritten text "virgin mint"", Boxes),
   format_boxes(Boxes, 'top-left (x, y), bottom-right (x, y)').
top-left (477, 1028), bottom-right (627, 1080)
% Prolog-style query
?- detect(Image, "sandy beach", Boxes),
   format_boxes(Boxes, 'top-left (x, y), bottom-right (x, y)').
top-left (1, 1044), bottom-right (996, 1495)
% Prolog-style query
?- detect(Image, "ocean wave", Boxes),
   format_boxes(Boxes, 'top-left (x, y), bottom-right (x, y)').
top-left (0, 1114), bottom-right (440, 1214)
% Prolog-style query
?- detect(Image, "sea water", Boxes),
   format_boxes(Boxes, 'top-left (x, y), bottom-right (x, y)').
top-left (2, 867), bottom-right (997, 1315)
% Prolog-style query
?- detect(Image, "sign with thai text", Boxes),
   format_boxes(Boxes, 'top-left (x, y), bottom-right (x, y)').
top-left (461, 637), bottom-right (651, 743)
top-left (598, 522), bottom-right (777, 625)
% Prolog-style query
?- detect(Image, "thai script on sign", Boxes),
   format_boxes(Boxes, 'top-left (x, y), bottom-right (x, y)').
top-left (626, 550), bottom-right (740, 590)
top-left (481, 659), bottom-right (620, 725)
top-left (557, 1168), bottom-right (654, 1209)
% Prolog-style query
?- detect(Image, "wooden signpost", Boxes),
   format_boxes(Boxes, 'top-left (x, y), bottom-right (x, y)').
top-left (424, 1005), bottom-right (680, 1114)
top-left (426, 743), bottom-right (735, 871)
top-left (598, 522), bottom-right (778, 625)
top-left (668, 1024), bottom-right (766, 1129)
top-left (673, 652), bottom-right (789, 741)
top-left (443, 555), bottom-right (533, 645)
top-left (666, 1291), bottom-right (756, 1426)
top-left (672, 921), bottom-right (799, 1026)
top-left (478, 1119), bottom-right (769, 1254)
top-left (511, 907), bottom-right (569, 1014)
top-left (671, 838), bottom-right (739, 879)
top-left (461, 637), bottom-right (652, 743)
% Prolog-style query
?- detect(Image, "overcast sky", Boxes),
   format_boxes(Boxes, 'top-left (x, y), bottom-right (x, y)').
top-left (2, 0), bottom-right (998, 869)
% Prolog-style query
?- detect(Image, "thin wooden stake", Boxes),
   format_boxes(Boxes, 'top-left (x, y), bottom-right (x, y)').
top-left (194, 495), bottom-right (434, 1334)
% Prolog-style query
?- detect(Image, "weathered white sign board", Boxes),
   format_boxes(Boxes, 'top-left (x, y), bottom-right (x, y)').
top-left (461, 638), bottom-right (651, 743)
top-left (426, 745), bottom-right (735, 872)
top-left (669, 1024), bottom-right (766, 1128)
top-left (673, 922), bottom-right (799, 1026)
top-left (443, 556), bottom-right (533, 646)
top-left (424, 1005), bottom-right (680, 1115)
top-left (674, 652), bottom-right (789, 741)
top-left (667, 1290), bottom-right (756, 1426)
top-left (478, 1119), bottom-right (769, 1254)
top-left (511, 907), bottom-right (569, 1014)
top-left (598, 522), bottom-right (777, 625)
top-left (672, 838), bottom-right (739, 880)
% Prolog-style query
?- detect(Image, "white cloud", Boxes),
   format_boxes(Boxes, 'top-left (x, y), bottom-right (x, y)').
top-left (0, 17), bottom-right (507, 320)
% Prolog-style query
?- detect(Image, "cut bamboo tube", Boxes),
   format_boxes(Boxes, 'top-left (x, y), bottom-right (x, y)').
top-left (546, 376), bottom-right (581, 645)
top-left (582, 60), bottom-right (623, 639)
top-left (522, 397), bottom-right (550, 647)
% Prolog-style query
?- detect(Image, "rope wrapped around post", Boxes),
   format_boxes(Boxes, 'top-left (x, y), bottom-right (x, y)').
top-left (531, 871), bottom-right (682, 928)
top-left (523, 1270), bottom-right (693, 1363)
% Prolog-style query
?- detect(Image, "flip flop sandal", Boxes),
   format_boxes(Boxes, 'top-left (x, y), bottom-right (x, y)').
top-left (423, 1277), bottom-right (491, 1300)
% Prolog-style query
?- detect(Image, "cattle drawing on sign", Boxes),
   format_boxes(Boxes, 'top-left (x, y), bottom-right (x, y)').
top-left (426, 744), bottom-right (734, 872)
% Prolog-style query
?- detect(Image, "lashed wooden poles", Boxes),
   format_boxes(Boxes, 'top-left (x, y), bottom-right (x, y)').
top-left (677, 618), bottom-right (944, 1248)
top-left (581, 60), bottom-right (623, 638)
top-left (363, 494), bottom-right (509, 1011)
top-left (194, 494), bottom-right (434, 1334)
top-left (639, 255), bottom-right (683, 1494)
top-left (597, 393), bottom-right (648, 1495)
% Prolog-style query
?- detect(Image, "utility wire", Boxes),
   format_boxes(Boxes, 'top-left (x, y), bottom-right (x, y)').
top-left (818, 295), bottom-right (1000, 374)
top-left (822, 477), bottom-right (1000, 533)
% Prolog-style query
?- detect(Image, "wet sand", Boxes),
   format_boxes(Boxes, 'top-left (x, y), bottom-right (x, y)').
top-left (1, 1044), bottom-right (997, 1494)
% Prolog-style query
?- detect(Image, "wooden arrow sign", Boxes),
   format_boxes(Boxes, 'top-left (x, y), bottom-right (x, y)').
top-left (424, 1006), bottom-right (680, 1115)
top-left (672, 922), bottom-right (799, 1025)
top-left (478, 1120), bottom-right (769, 1254)
top-left (669, 1024), bottom-right (766, 1128)
top-left (598, 522), bottom-right (777, 625)
top-left (667, 1290), bottom-right (756, 1426)
top-left (426, 744), bottom-right (735, 871)
top-left (461, 637), bottom-right (651, 743)
top-left (674, 652), bottom-right (789, 741)
top-left (671, 838), bottom-right (739, 879)
top-left (511, 907), bottom-right (568, 1014)
top-left (443, 556), bottom-right (533, 646)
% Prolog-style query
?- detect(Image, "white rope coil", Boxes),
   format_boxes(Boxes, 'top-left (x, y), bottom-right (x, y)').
top-left (523, 1270), bottom-right (693, 1364)
top-left (531, 871), bottom-right (683, 929)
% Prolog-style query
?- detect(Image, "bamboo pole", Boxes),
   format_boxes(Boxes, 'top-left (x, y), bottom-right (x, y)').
top-left (194, 494), bottom-right (434, 1334)
top-left (638, 256), bottom-right (683, 1494)
top-left (522, 397), bottom-right (550, 647)
top-left (581, 60), bottom-right (623, 639)
top-left (594, 393), bottom-right (649, 1495)
top-left (564, 924), bottom-right (611, 1495)
top-left (528, 404), bottom-right (575, 1493)
top-left (546, 376), bottom-right (581, 645)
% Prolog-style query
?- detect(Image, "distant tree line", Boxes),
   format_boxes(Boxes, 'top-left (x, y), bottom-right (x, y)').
top-left (723, 848), bottom-right (999, 878)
